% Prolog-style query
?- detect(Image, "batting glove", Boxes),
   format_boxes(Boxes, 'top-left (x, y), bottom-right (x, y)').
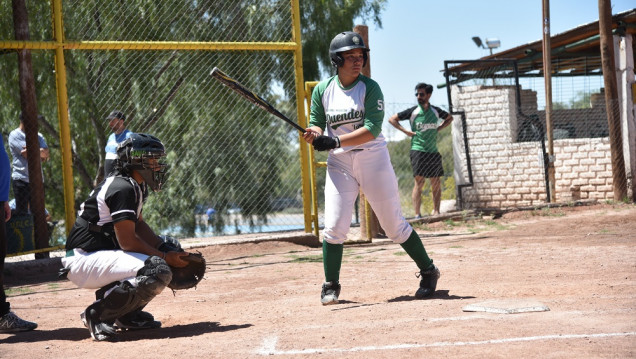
top-left (313, 135), bottom-right (341, 151)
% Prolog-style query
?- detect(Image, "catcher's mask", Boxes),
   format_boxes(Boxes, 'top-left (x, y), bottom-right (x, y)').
top-left (116, 133), bottom-right (168, 192)
top-left (329, 31), bottom-right (369, 68)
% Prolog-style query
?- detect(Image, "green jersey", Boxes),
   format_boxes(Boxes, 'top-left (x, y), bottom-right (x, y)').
top-left (396, 104), bottom-right (449, 153)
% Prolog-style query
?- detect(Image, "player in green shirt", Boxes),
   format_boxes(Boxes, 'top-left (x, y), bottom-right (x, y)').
top-left (389, 83), bottom-right (453, 217)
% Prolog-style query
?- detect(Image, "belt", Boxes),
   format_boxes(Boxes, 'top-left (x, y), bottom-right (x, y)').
top-left (76, 216), bottom-right (109, 233)
top-left (351, 148), bottom-right (365, 152)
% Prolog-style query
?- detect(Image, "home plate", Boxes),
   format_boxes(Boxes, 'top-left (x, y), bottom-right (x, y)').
top-left (462, 300), bottom-right (550, 314)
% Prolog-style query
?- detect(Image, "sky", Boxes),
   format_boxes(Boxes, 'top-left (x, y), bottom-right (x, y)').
top-left (356, 0), bottom-right (634, 139)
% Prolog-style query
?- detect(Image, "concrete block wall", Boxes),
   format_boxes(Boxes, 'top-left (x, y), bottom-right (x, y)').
top-left (452, 85), bottom-right (614, 209)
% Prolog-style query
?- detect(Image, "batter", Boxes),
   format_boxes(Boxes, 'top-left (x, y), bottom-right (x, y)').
top-left (302, 31), bottom-right (440, 305)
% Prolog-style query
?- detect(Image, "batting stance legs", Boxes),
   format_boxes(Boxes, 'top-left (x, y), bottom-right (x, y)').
top-left (62, 250), bottom-right (172, 341)
top-left (320, 146), bottom-right (440, 304)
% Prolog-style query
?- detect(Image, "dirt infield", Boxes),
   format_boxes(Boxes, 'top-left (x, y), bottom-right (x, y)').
top-left (1, 202), bottom-right (635, 358)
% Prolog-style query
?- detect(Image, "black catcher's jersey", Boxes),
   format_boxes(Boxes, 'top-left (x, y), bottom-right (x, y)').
top-left (66, 175), bottom-right (147, 251)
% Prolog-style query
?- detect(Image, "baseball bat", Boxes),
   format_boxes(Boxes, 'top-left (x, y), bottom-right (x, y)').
top-left (210, 67), bottom-right (306, 133)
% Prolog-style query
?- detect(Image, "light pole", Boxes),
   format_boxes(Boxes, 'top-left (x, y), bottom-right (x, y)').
top-left (472, 36), bottom-right (501, 85)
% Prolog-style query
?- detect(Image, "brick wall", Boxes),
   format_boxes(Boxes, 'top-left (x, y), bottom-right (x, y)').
top-left (452, 85), bottom-right (614, 209)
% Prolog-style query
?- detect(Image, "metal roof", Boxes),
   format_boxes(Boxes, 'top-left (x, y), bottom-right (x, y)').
top-left (444, 8), bottom-right (636, 85)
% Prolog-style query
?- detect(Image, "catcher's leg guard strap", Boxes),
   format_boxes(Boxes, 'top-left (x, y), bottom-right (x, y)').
top-left (96, 256), bottom-right (172, 322)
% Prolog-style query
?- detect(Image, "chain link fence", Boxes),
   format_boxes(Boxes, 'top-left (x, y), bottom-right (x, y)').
top-left (381, 102), bottom-right (456, 219)
top-left (1, 1), bottom-right (311, 255)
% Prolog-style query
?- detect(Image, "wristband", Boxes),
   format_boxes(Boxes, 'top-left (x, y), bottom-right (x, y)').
top-left (335, 136), bottom-right (341, 148)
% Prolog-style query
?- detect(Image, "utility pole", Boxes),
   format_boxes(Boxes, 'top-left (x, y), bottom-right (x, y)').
top-left (598, 0), bottom-right (627, 201)
top-left (12, 0), bottom-right (49, 258)
top-left (542, 0), bottom-right (556, 203)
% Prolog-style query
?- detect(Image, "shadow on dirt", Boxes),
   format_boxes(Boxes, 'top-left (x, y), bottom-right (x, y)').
top-left (0, 321), bottom-right (253, 344)
top-left (328, 290), bottom-right (476, 310)
top-left (119, 322), bottom-right (253, 342)
top-left (387, 290), bottom-right (475, 302)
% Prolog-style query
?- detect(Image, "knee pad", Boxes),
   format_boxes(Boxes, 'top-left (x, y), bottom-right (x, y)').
top-left (96, 281), bottom-right (145, 322)
top-left (95, 257), bottom-right (171, 322)
top-left (135, 255), bottom-right (172, 298)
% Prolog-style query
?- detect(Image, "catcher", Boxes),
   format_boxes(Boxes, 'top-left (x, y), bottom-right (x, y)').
top-left (61, 133), bottom-right (205, 341)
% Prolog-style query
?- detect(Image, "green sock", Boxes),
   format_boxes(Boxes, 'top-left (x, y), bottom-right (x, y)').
top-left (322, 240), bottom-right (343, 283)
top-left (400, 230), bottom-right (433, 271)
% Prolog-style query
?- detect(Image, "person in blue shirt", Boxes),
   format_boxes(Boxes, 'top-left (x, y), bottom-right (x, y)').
top-left (8, 113), bottom-right (49, 216)
top-left (0, 134), bottom-right (38, 333)
top-left (104, 110), bottom-right (133, 177)
top-left (206, 207), bottom-right (216, 226)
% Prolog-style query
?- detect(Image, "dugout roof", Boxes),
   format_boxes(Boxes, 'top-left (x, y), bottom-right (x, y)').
top-left (444, 8), bottom-right (636, 86)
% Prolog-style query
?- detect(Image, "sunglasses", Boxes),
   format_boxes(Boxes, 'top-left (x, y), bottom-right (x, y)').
top-left (415, 93), bottom-right (428, 97)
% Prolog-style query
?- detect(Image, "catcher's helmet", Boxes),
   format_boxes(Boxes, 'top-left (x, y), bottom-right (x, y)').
top-left (329, 31), bottom-right (369, 68)
top-left (116, 133), bottom-right (168, 192)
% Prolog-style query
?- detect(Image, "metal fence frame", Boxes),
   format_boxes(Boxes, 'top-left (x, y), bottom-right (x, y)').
top-left (1, 0), bottom-right (316, 252)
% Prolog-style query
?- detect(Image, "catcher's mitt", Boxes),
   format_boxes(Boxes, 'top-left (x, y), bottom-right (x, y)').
top-left (168, 252), bottom-right (206, 290)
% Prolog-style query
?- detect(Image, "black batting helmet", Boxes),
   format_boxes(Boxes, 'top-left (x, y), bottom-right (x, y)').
top-left (329, 31), bottom-right (369, 68)
top-left (116, 133), bottom-right (168, 192)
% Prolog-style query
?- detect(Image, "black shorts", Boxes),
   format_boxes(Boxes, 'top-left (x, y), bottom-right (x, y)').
top-left (410, 150), bottom-right (443, 178)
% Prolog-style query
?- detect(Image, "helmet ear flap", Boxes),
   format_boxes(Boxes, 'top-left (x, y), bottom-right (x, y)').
top-left (122, 146), bottom-right (132, 171)
top-left (331, 53), bottom-right (345, 68)
top-left (115, 138), bottom-right (133, 173)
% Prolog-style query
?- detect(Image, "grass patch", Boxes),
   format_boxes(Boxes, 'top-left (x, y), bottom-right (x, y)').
top-left (443, 219), bottom-right (459, 227)
top-left (461, 218), bottom-right (511, 233)
top-left (412, 223), bottom-right (432, 231)
top-left (394, 251), bottom-right (408, 256)
top-left (531, 207), bottom-right (566, 217)
top-left (288, 254), bottom-right (323, 263)
top-left (5, 287), bottom-right (34, 296)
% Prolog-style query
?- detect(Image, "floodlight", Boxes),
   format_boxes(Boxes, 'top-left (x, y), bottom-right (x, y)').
top-left (485, 38), bottom-right (501, 50)
top-left (472, 36), bottom-right (483, 48)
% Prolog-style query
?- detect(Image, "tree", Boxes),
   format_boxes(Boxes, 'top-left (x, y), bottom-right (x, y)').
top-left (300, 0), bottom-right (387, 81)
top-left (0, 0), bottom-right (388, 238)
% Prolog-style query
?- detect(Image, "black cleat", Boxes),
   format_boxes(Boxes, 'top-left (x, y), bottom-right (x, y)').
top-left (321, 281), bottom-right (341, 305)
top-left (82, 303), bottom-right (117, 341)
top-left (415, 265), bottom-right (440, 299)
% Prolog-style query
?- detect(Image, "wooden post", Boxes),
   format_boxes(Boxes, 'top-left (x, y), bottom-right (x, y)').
top-left (12, 0), bottom-right (49, 258)
top-left (541, 0), bottom-right (556, 203)
top-left (598, 0), bottom-right (627, 201)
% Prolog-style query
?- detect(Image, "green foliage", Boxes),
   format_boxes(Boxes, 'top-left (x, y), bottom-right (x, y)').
top-left (1, 1), bottom-right (388, 240)
top-left (553, 90), bottom-right (593, 110)
top-left (300, 0), bottom-right (388, 81)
